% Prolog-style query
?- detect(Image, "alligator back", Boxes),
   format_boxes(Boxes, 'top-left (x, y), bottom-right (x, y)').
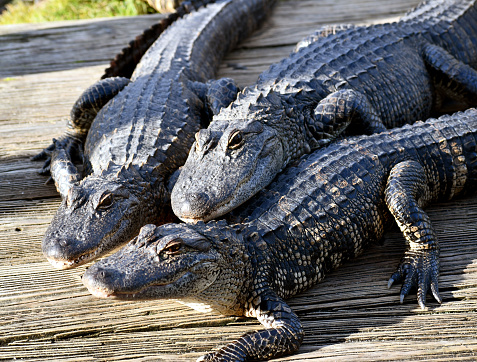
top-left (401, 0), bottom-right (477, 68)
top-left (255, 0), bottom-right (477, 128)
top-left (103, 0), bottom-right (221, 79)
top-left (85, 0), bottom-right (274, 180)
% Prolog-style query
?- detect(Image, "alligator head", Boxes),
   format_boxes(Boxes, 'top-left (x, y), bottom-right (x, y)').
top-left (171, 90), bottom-right (299, 222)
top-left (42, 175), bottom-right (145, 269)
top-left (82, 222), bottom-right (248, 315)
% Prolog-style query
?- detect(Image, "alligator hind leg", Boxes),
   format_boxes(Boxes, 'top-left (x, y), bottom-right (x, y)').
top-left (423, 43), bottom-right (477, 108)
top-left (385, 160), bottom-right (441, 309)
top-left (33, 77), bottom-right (130, 175)
top-left (307, 88), bottom-right (386, 148)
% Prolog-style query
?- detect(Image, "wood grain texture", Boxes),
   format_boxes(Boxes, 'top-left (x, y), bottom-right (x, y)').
top-left (1, 0), bottom-right (477, 361)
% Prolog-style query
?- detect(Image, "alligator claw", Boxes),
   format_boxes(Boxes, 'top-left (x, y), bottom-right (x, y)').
top-left (196, 354), bottom-right (209, 361)
top-left (33, 136), bottom-right (83, 176)
top-left (388, 250), bottom-right (441, 309)
top-left (39, 158), bottom-right (52, 175)
top-left (32, 142), bottom-right (56, 161)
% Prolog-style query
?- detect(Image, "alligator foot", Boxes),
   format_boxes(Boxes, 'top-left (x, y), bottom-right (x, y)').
top-left (385, 160), bottom-right (442, 309)
top-left (33, 76), bottom-right (130, 175)
top-left (196, 292), bottom-right (303, 361)
top-left (32, 136), bottom-right (83, 175)
top-left (423, 43), bottom-right (477, 107)
top-left (308, 88), bottom-right (386, 148)
top-left (388, 249), bottom-right (441, 309)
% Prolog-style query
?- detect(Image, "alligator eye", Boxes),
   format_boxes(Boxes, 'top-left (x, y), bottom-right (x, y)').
top-left (97, 193), bottom-right (113, 210)
top-left (227, 130), bottom-right (243, 149)
top-left (164, 240), bottom-right (183, 255)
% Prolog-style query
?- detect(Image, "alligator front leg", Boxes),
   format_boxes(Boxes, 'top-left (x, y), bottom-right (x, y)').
top-left (33, 77), bottom-right (130, 175)
top-left (307, 88), bottom-right (386, 148)
top-left (385, 160), bottom-right (441, 309)
top-left (423, 43), bottom-right (477, 108)
top-left (49, 146), bottom-right (82, 199)
top-left (198, 291), bottom-right (303, 361)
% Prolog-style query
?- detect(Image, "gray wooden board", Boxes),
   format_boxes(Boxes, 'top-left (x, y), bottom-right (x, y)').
top-left (1, 0), bottom-right (477, 360)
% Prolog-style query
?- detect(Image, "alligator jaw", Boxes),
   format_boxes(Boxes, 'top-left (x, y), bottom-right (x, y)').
top-left (47, 258), bottom-right (78, 270)
top-left (177, 194), bottom-right (249, 223)
top-left (86, 286), bottom-right (113, 299)
top-left (82, 266), bottom-right (191, 301)
top-left (46, 249), bottom-right (98, 270)
top-left (84, 282), bottom-right (157, 300)
top-left (84, 281), bottom-right (174, 300)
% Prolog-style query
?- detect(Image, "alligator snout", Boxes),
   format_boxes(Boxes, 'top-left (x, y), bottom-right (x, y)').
top-left (171, 191), bottom-right (212, 222)
top-left (42, 236), bottom-right (80, 269)
top-left (82, 265), bottom-right (119, 298)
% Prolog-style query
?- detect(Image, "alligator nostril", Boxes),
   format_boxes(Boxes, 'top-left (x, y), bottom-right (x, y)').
top-left (82, 265), bottom-right (119, 297)
top-left (178, 192), bottom-right (210, 218)
top-left (190, 192), bottom-right (209, 204)
top-left (89, 266), bottom-right (115, 283)
top-left (42, 236), bottom-right (79, 262)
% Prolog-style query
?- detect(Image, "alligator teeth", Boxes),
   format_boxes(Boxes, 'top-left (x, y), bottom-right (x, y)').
top-left (47, 258), bottom-right (76, 270)
top-left (47, 250), bottom-right (97, 270)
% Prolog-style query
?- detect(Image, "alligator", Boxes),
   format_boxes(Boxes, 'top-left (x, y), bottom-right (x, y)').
top-left (35, 0), bottom-right (276, 269)
top-left (171, 0), bottom-right (477, 223)
top-left (83, 107), bottom-right (477, 361)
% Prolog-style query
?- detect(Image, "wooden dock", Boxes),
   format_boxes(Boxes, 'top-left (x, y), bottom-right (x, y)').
top-left (1, 0), bottom-right (477, 360)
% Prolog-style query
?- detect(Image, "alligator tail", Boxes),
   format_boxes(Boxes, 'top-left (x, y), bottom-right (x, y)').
top-left (401, 0), bottom-right (477, 68)
top-left (102, 0), bottom-right (218, 79)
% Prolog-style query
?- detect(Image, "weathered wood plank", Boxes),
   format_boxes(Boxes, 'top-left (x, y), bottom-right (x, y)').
top-left (1, 0), bottom-right (477, 361)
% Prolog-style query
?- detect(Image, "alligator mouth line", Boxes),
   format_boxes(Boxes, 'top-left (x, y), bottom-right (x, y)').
top-left (85, 272), bottom-right (189, 300)
top-left (46, 240), bottom-right (108, 269)
top-left (47, 249), bottom-right (99, 269)
top-left (46, 225), bottom-right (128, 269)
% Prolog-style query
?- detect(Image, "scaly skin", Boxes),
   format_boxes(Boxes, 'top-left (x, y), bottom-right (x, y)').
top-left (83, 108), bottom-right (477, 361)
top-left (37, 0), bottom-right (276, 269)
top-left (171, 0), bottom-right (477, 223)
top-left (103, 0), bottom-right (220, 79)
top-left (34, 0), bottom-right (221, 174)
